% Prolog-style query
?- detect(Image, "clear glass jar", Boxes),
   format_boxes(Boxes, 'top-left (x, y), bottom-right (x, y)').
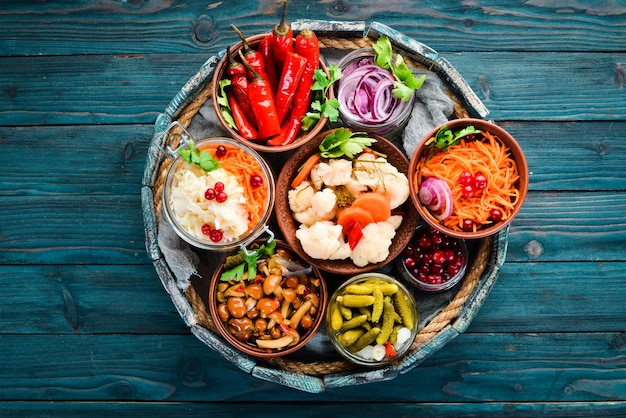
top-left (326, 272), bottom-right (418, 367)
top-left (335, 48), bottom-right (415, 139)
top-left (397, 224), bottom-right (468, 292)
top-left (161, 136), bottom-right (275, 252)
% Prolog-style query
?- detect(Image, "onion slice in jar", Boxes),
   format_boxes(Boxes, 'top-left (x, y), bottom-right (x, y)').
top-left (337, 58), bottom-right (410, 127)
top-left (420, 177), bottom-right (453, 221)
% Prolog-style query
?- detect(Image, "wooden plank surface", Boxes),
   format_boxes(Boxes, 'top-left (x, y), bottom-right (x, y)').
top-left (1, 0), bottom-right (625, 414)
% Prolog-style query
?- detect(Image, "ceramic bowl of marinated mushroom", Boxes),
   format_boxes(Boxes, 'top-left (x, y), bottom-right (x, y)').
top-left (208, 238), bottom-right (328, 358)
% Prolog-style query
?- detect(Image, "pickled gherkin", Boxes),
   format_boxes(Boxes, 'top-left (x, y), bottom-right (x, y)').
top-left (330, 305), bottom-right (343, 331)
top-left (393, 291), bottom-right (414, 330)
top-left (340, 328), bottom-right (365, 348)
top-left (376, 300), bottom-right (396, 345)
top-left (371, 287), bottom-right (384, 323)
top-left (338, 314), bottom-right (368, 332)
top-left (347, 327), bottom-right (380, 353)
top-left (337, 294), bottom-right (375, 308)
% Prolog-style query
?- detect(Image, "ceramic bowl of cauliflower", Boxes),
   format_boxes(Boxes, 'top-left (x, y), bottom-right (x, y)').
top-left (275, 128), bottom-right (419, 275)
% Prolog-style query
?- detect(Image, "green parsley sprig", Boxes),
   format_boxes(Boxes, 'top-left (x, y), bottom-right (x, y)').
top-left (423, 124), bottom-right (482, 161)
top-left (318, 127), bottom-right (377, 159)
top-left (179, 139), bottom-right (221, 173)
top-left (219, 239), bottom-right (277, 282)
top-left (302, 64), bottom-right (342, 131)
top-left (372, 36), bottom-right (425, 102)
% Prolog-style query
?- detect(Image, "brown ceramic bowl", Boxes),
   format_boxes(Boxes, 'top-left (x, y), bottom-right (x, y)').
top-left (275, 128), bottom-right (419, 275)
top-left (211, 33), bottom-right (330, 153)
top-left (208, 239), bottom-right (327, 358)
top-left (408, 118), bottom-right (529, 239)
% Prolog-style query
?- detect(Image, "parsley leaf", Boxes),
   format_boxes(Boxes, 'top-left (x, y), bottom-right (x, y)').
top-left (427, 125), bottom-right (482, 152)
top-left (302, 64), bottom-right (342, 130)
top-left (217, 78), bottom-right (236, 129)
top-left (179, 139), bottom-right (221, 173)
top-left (372, 36), bottom-right (425, 102)
top-left (219, 239), bottom-right (276, 282)
top-left (319, 128), bottom-right (377, 159)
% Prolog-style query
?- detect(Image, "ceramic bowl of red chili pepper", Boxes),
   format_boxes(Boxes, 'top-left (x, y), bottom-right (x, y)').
top-left (211, 30), bottom-right (332, 153)
top-left (408, 118), bottom-right (529, 239)
top-left (208, 238), bottom-right (328, 358)
top-left (396, 223), bottom-right (468, 292)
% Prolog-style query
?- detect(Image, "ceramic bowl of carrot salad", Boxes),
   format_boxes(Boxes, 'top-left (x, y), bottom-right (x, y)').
top-left (161, 137), bottom-right (275, 251)
top-left (408, 119), bottom-right (528, 239)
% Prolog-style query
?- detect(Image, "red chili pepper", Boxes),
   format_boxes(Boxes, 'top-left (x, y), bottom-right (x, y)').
top-left (266, 63), bottom-right (315, 146)
top-left (274, 51), bottom-right (307, 124)
top-left (239, 51), bottom-right (282, 138)
top-left (226, 46), bottom-right (258, 128)
top-left (294, 28), bottom-right (320, 71)
top-left (384, 341), bottom-right (397, 358)
top-left (228, 92), bottom-right (259, 140)
top-left (270, 1), bottom-right (294, 71)
top-left (279, 323), bottom-right (291, 334)
top-left (231, 24), bottom-right (269, 82)
top-left (258, 34), bottom-right (278, 94)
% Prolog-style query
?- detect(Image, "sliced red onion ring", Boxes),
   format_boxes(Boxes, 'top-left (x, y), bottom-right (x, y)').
top-left (420, 177), bottom-right (454, 221)
top-left (337, 58), bottom-right (410, 128)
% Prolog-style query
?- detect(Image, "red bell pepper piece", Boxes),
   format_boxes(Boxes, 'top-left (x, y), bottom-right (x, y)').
top-left (238, 51), bottom-right (282, 139)
top-left (384, 341), bottom-right (397, 358)
top-left (274, 51), bottom-right (307, 124)
top-left (345, 219), bottom-right (364, 250)
top-left (270, 1), bottom-right (294, 71)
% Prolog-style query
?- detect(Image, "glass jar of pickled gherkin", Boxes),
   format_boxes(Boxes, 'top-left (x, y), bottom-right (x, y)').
top-left (325, 272), bottom-right (418, 366)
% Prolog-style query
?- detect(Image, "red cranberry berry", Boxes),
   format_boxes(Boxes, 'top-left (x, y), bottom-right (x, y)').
top-left (216, 191), bottom-right (228, 203)
top-left (250, 174), bottom-right (263, 188)
top-left (201, 224), bottom-right (212, 235)
top-left (215, 145), bottom-right (227, 158)
top-left (461, 185), bottom-right (475, 198)
top-left (205, 188), bottom-right (216, 200)
top-left (209, 229), bottom-right (223, 242)
top-left (214, 182), bottom-right (225, 193)
top-left (459, 171), bottom-right (473, 186)
top-left (473, 173), bottom-right (488, 190)
top-left (489, 208), bottom-right (503, 222)
top-left (462, 219), bottom-right (474, 232)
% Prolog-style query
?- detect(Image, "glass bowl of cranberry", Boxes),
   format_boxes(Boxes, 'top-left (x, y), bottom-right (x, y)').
top-left (397, 224), bottom-right (468, 292)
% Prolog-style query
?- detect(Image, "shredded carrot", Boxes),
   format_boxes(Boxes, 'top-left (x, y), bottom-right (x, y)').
top-left (415, 131), bottom-right (520, 232)
top-left (203, 143), bottom-right (269, 231)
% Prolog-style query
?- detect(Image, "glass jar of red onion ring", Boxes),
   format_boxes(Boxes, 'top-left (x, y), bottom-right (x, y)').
top-left (334, 48), bottom-right (415, 139)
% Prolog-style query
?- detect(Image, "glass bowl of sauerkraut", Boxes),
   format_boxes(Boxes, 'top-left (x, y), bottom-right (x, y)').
top-left (161, 137), bottom-right (275, 251)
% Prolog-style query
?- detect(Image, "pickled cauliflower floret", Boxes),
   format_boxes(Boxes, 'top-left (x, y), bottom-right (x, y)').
top-left (293, 188), bottom-right (337, 227)
top-left (296, 221), bottom-right (351, 260)
top-left (288, 181), bottom-right (315, 213)
top-left (169, 165), bottom-right (249, 241)
top-left (352, 154), bottom-right (409, 209)
top-left (311, 158), bottom-right (354, 187)
top-left (350, 220), bottom-right (398, 267)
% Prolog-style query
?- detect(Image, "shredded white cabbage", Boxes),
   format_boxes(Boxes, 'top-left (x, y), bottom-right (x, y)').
top-left (168, 163), bottom-right (250, 242)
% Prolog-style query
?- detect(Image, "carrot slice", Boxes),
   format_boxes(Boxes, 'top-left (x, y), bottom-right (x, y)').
top-left (291, 153), bottom-right (320, 189)
top-left (336, 206), bottom-right (375, 232)
top-left (351, 192), bottom-right (391, 222)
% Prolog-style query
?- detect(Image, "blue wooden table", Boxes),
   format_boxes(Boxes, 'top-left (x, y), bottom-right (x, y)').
top-left (1, 1), bottom-right (625, 416)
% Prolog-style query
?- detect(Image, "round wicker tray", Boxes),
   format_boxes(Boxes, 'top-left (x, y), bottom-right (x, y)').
top-left (141, 20), bottom-right (508, 393)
